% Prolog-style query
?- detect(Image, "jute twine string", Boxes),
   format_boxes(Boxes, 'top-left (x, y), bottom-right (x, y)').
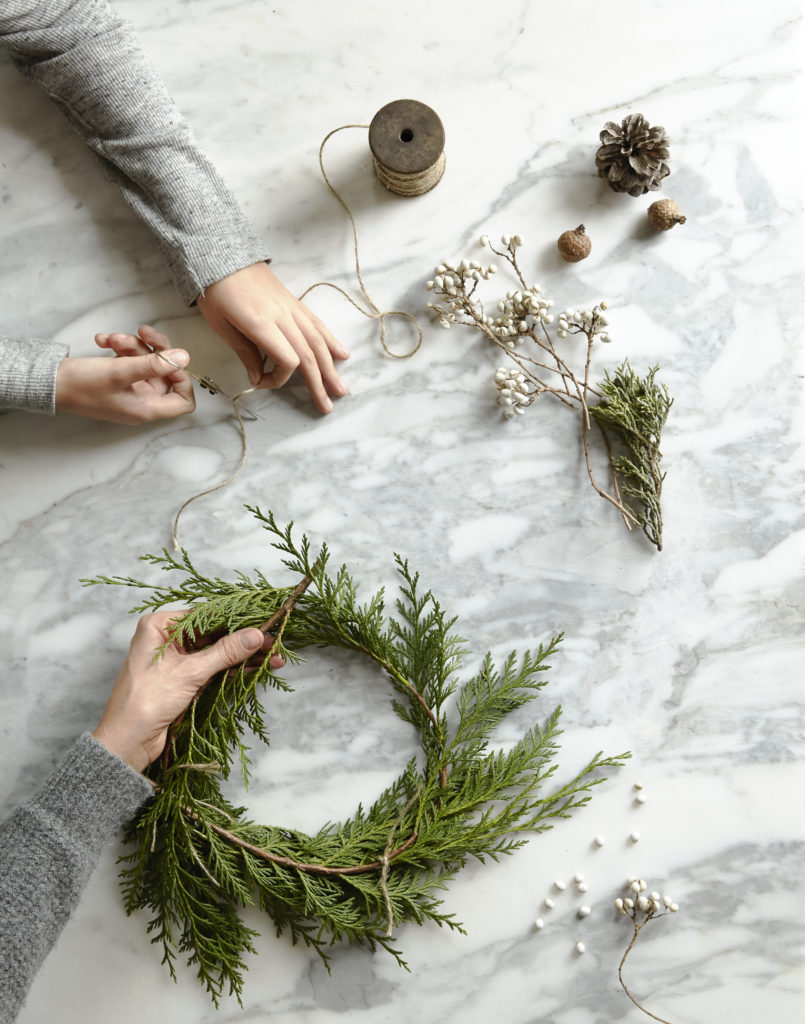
top-left (298, 123), bottom-right (424, 360)
top-left (166, 120), bottom-right (436, 548)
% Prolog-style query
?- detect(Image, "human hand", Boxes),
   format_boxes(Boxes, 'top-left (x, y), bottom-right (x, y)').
top-left (55, 325), bottom-right (195, 424)
top-left (196, 262), bottom-right (350, 414)
top-left (93, 611), bottom-right (285, 772)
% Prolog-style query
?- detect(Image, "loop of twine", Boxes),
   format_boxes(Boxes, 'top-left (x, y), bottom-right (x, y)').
top-left (298, 122), bottom-right (425, 360)
top-left (168, 119), bottom-right (436, 549)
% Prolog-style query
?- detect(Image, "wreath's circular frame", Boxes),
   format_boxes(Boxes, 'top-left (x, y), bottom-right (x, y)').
top-left (90, 506), bottom-right (627, 1006)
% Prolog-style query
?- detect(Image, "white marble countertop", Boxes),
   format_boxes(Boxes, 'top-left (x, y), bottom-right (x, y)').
top-left (1, 1), bottom-right (803, 1021)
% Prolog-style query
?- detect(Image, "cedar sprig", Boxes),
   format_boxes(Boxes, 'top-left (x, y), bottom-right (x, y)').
top-left (590, 361), bottom-right (672, 549)
top-left (425, 234), bottom-right (673, 549)
top-left (83, 507), bottom-right (629, 1005)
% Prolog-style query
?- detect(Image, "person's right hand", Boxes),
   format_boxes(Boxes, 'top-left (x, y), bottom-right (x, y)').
top-left (55, 325), bottom-right (195, 424)
top-left (93, 611), bottom-right (285, 772)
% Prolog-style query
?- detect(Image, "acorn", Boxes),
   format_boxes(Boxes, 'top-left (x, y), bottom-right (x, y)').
top-left (557, 224), bottom-right (591, 262)
top-left (647, 198), bottom-right (686, 231)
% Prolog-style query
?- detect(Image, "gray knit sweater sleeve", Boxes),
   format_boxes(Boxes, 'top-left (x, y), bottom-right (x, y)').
top-left (0, 733), bottom-right (153, 1023)
top-left (0, 337), bottom-right (68, 415)
top-left (0, 0), bottom-right (271, 416)
top-left (1, 0), bottom-right (270, 305)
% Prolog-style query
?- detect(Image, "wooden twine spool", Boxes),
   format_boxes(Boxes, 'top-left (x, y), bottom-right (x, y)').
top-left (368, 99), bottom-right (446, 196)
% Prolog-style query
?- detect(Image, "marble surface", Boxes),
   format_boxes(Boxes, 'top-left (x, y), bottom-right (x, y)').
top-left (1, 1), bottom-right (804, 1021)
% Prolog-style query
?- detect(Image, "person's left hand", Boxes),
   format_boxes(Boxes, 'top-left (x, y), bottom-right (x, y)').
top-left (93, 611), bottom-right (285, 772)
top-left (55, 325), bottom-right (195, 424)
top-left (197, 262), bottom-right (350, 414)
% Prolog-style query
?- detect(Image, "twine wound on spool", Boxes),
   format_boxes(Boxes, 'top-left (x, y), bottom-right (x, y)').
top-left (168, 99), bottom-right (445, 549)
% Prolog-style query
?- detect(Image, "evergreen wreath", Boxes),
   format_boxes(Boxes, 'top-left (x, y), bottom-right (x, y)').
top-left (84, 507), bottom-right (629, 1006)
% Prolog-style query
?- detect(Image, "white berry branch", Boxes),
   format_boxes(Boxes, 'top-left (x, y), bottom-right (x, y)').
top-left (424, 234), bottom-right (672, 550)
top-left (615, 877), bottom-right (680, 1023)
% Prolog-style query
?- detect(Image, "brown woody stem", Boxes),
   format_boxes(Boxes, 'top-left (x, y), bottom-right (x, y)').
top-left (184, 806), bottom-right (419, 876)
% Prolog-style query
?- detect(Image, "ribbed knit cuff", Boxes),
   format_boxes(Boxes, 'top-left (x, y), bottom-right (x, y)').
top-left (30, 733), bottom-right (153, 847)
top-left (0, 337), bottom-right (68, 415)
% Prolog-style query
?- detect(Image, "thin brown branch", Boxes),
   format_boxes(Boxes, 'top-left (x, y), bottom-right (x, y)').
top-left (185, 806), bottom-right (419, 876)
top-left (618, 919), bottom-right (675, 1024)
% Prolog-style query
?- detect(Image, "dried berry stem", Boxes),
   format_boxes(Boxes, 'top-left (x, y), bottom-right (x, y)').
top-left (618, 918), bottom-right (675, 1024)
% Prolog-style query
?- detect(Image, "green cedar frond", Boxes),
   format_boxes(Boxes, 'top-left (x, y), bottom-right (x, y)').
top-left (87, 507), bottom-right (628, 1004)
top-left (591, 361), bottom-right (673, 550)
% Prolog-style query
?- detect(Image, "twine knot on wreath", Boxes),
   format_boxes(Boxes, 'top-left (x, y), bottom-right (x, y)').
top-left (83, 507), bottom-right (629, 1006)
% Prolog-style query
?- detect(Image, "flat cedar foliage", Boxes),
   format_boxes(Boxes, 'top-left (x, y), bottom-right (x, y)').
top-left (84, 507), bottom-right (629, 1005)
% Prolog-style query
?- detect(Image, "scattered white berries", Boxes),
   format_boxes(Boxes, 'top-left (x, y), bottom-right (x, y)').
top-left (577, 881), bottom-right (589, 893)
top-left (535, 917), bottom-right (545, 930)
top-left (573, 873), bottom-right (584, 884)
top-left (554, 880), bottom-right (567, 892)
top-left (577, 905), bottom-right (591, 918)
top-left (543, 898), bottom-right (555, 910)
top-left (575, 941), bottom-right (586, 955)
top-left (635, 792), bottom-right (648, 804)
top-left (630, 830), bottom-right (641, 843)
top-left (594, 835), bottom-right (606, 848)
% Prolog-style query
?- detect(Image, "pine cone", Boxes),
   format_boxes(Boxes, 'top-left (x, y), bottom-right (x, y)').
top-left (595, 114), bottom-right (670, 196)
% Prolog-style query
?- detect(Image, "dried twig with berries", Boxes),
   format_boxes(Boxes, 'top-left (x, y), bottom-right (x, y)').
top-left (425, 235), bottom-right (672, 550)
top-left (614, 877), bottom-right (680, 1023)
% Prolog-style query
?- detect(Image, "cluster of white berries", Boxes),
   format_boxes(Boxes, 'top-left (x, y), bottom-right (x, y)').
top-left (556, 304), bottom-right (612, 343)
top-left (614, 878), bottom-right (678, 918)
top-left (494, 367), bottom-right (531, 418)
top-left (424, 256), bottom-right (497, 329)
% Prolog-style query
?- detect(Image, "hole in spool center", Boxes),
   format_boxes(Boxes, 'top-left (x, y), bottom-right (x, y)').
top-left (399, 128), bottom-right (414, 143)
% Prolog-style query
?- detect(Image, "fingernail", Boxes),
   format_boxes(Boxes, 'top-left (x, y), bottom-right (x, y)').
top-left (334, 379), bottom-right (349, 396)
top-left (323, 396), bottom-right (334, 413)
top-left (240, 628), bottom-right (263, 650)
top-left (249, 370), bottom-right (261, 385)
top-left (165, 349), bottom-right (189, 366)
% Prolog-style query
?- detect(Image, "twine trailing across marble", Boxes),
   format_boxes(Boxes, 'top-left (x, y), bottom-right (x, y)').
top-left (167, 99), bottom-right (445, 548)
top-left (299, 98), bottom-right (447, 359)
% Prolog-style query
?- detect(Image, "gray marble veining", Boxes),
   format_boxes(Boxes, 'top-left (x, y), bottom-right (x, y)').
top-left (1, 1), bottom-right (803, 1021)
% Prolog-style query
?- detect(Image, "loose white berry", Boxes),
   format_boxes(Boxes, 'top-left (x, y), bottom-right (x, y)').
top-left (575, 942), bottom-right (586, 955)
top-left (535, 917), bottom-right (544, 930)
top-left (578, 906), bottom-right (591, 918)
top-left (577, 882), bottom-right (589, 893)
top-left (594, 835), bottom-right (605, 848)
top-left (633, 782), bottom-right (644, 790)
top-left (554, 880), bottom-right (566, 892)
top-left (635, 792), bottom-right (647, 804)
top-left (573, 873), bottom-right (584, 883)
top-left (630, 831), bottom-right (641, 843)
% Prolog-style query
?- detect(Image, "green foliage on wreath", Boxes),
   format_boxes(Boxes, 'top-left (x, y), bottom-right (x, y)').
top-left (84, 507), bottom-right (629, 1006)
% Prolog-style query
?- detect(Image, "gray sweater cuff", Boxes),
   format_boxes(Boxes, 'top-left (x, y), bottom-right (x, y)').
top-left (0, 337), bottom-right (68, 414)
top-left (30, 733), bottom-right (154, 842)
top-left (0, 734), bottom-right (152, 1023)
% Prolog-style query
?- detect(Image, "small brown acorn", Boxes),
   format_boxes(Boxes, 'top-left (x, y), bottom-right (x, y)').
top-left (648, 198), bottom-right (686, 231)
top-left (557, 224), bottom-right (591, 262)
